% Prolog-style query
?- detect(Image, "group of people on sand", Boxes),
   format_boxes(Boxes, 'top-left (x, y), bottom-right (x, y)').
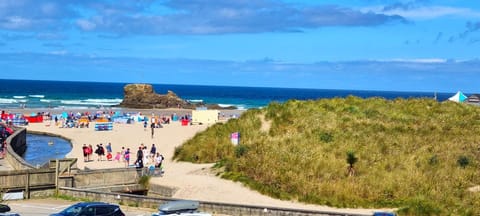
top-left (81, 142), bottom-right (164, 171)
top-left (82, 142), bottom-right (120, 163)
top-left (133, 143), bottom-right (164, 169)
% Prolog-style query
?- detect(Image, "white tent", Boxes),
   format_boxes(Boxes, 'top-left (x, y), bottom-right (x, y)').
top-left (448, 91), bottom-right (467, 102)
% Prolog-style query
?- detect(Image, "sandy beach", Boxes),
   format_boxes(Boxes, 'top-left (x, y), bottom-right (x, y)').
top-left (17, 108), bottom-right (387, 215)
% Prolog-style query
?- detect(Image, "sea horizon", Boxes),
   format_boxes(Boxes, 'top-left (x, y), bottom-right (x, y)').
top-left (0, 78), bottom-right (460, 110)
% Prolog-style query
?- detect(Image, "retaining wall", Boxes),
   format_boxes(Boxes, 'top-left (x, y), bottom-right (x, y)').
top-left (5, 127), bottom-right (34, 170)
top-left (59, 187), bottom-right (371, 216)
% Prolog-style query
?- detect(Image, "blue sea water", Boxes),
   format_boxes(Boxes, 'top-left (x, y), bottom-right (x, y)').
top-left (0, 79), bottom-right (455, 110)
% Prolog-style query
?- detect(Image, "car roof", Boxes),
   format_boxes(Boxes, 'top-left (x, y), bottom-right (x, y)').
top-left (74, 202), bottom-right (117, 207)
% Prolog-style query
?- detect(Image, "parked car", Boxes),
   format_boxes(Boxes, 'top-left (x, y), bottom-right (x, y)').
top-left (0, 204), bottom-right (20, 216)
top-left (49, 202), bottom-right (125, 216)
top-left (152, 200), bottom-right (211, 216)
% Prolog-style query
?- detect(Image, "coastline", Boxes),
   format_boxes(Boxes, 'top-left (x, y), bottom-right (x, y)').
top-left (10, 107), bottom-right (385, 215)
top-left (4, 107), bottom-right (246, 118)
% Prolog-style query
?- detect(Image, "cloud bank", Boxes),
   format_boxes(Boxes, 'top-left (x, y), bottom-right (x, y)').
top-left (0, 52), bottom-right (477, 92)
top-left (0, 0), bottom-right (406, 35)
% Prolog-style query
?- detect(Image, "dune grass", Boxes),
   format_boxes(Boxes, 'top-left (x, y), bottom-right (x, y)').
top-left (174, 96), bottom-right (480, 215)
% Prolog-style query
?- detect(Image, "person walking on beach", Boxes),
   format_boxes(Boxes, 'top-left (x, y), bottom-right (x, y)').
top-left (136, 146), bottom-right (143, 162)
top-left (87, 144), bottom-right (93, 161)
top-left (82, 144), bottom-right (89, 162)
top-left (106, 142), bottom-right (112, 154)
top-left (150, 144), bottom-right (156, 163)
top-left (121, 147), bottom-right (126, 162)
top-left (95, 144), bottom-right (105, 161)
top-left (124, 148), bottom-right (130, 167)
top-left (114, 151), bottom-right (121, 162)
top-left (143, 146), bottom-right (149, 165)
top-left (150, 121), bottom-right (155, 138)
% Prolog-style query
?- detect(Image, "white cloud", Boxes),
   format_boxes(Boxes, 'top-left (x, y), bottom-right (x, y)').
top-left (1, 16), bottom-right (32, 29)
top-left (385, 58), bottom-right (448, 63)
top-left (363, 5), bottom-right (480, 20)
top-left (49, 50), bottom-right (68, 55)
top-left (76, 19), bottom-right (96, 31)
top-left (387, 6), bottom-right (480, 20)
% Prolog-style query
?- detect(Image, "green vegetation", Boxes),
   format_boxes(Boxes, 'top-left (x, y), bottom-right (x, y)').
top-left (138, 175), bottom-right (151, 189)
top-left (346, 150), bottom-right (358, 177)
top-left (174, 97), bottom-right (480, 215)
top-left (55, 194), bottom-right (92, 202)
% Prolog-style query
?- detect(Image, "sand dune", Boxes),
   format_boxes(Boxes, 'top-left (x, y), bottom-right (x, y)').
top-left (23, 110), bottom-right (387, 215)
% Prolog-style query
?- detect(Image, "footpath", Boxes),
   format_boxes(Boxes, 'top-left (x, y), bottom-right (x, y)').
top-left (0, 156), bottom-right (13, 171)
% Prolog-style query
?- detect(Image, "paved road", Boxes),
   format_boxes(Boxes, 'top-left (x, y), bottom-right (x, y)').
top-left (4, 198), bottom-right (156, 216)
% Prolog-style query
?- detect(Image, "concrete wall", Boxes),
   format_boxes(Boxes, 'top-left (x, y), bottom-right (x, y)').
top-left (5, 127), bottom-right (35, 170)
top-left (8, 127), bottom-right (27, 156)
top-left (148, 183), bottom-right (177, 198)
top-left (73, 168), bottom-right (140, 188)
top-left (58, 187), bottom-right (370, 216)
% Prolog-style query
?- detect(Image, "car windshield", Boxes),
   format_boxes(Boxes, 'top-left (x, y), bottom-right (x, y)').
top-left (58, 204), bottom-right (84, 216)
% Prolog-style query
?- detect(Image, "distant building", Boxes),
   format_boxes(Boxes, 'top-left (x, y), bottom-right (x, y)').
top-left (191, 109), bottom-right (219, 125)
top-left (467, 94), bottom-right (480, 103)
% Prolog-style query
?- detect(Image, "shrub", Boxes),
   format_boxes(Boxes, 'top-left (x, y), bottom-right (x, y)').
top-left (457, 155), bottom-right (469, 168)
top-left (319, 132), bottom-right (334, 143)
top-left (234, 145), bottom-right (249, 158)
top-left (138, 175), bottom-right (151, 189)
top-left (428, 155), bottom-right (439, 166)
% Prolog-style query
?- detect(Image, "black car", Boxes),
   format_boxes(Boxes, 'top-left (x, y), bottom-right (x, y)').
top-left (50, 202), bottom-right (125, 216)
top-left (0, 204), bottom-right (20, 216)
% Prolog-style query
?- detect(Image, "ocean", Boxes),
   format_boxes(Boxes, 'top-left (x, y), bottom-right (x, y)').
top-left (0, 79), bottom-right (454, 110)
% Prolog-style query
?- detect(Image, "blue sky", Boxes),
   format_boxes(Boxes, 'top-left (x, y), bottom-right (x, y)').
top-left (0, 0), bottom-right (479, 93)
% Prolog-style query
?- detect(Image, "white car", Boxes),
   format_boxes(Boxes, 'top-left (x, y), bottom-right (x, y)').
top-left (152, 200), bottom-right (211, 216)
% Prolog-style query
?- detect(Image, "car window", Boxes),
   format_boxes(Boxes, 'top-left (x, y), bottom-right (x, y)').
top-left (79, 206), bottom-right (95, 216)
top-left (95, 206), bottom-right (112, 215)
top-left (111, 208), bottom-right (124, 216)
top-left (59, 205), bottom-right (84, 216)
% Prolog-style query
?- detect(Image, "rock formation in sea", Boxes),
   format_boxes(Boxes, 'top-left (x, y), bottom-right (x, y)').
top-left (119, 83), bottom-right (238, 109)
top-left (119, 84), bottom-right (194, 109)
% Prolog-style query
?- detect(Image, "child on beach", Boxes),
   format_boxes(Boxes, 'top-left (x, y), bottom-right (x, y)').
top-left (124, 148), bottom-right (130, 167)
top-left (114, 152), bottom-right (121, 162)
top-left (120, 147), bottom-right (126, 162)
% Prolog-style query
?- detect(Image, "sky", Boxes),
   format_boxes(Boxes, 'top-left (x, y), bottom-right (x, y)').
top-left (0, 0), bottom-right (479, 93)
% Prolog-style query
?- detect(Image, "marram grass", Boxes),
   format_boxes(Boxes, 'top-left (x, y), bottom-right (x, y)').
top-left (174, 96), bottom-right (480, 215)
